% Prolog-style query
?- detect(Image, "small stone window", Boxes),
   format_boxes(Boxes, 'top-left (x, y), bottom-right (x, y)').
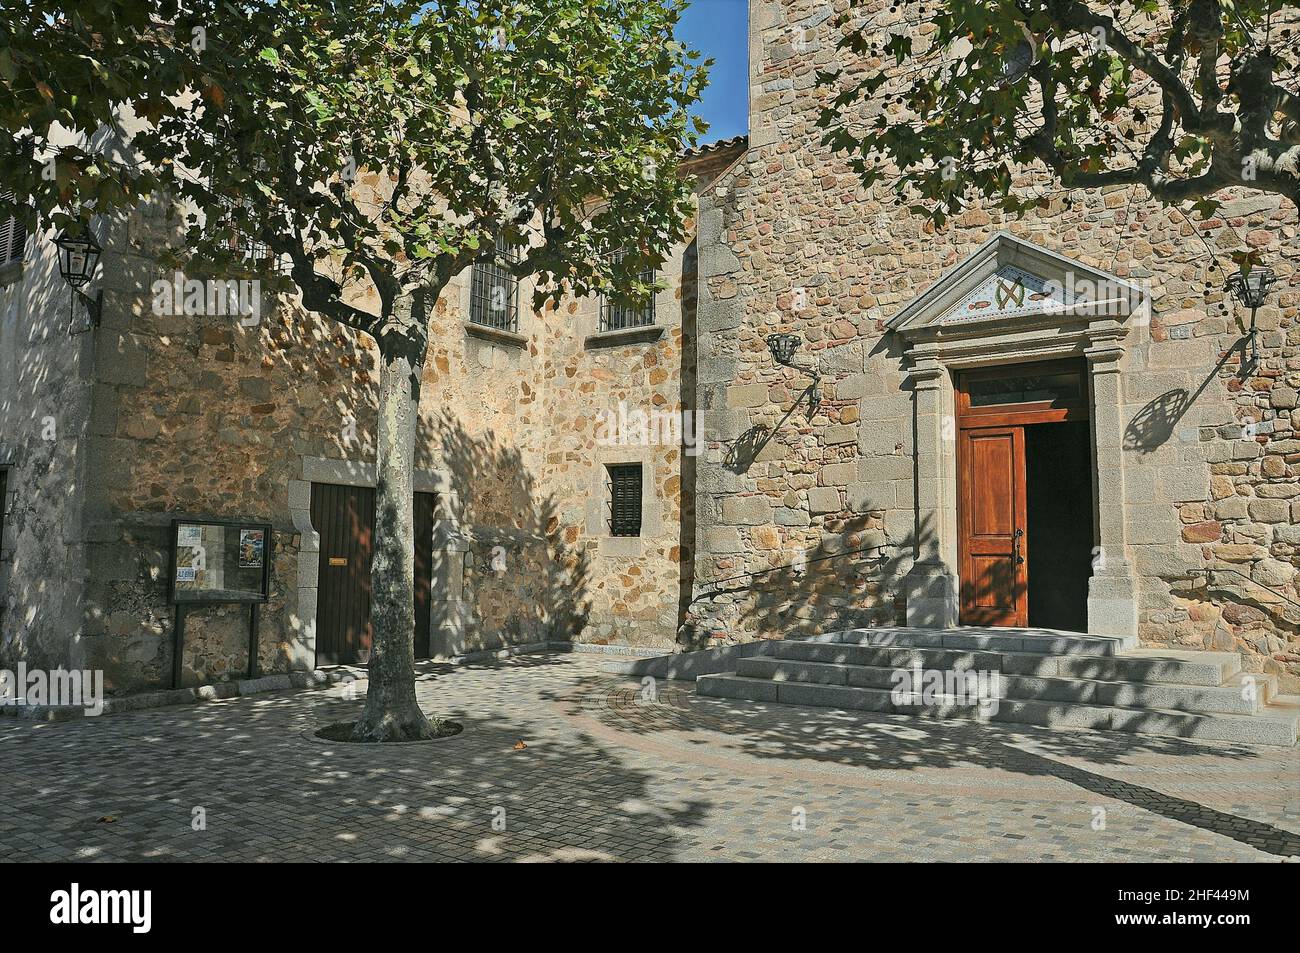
top-left (606, 463), bottom-right (642, 537)
top-left (600, 250), bottom-right (654, 332)
top-left (470, 235), bottom-right (521, 332)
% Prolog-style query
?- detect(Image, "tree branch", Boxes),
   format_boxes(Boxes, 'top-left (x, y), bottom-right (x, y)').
top-left (264, 225), bottom-right (382, 336)
top-left (1188, 0), bottom-right (1223, 114)
top-left (264, 123), bottom-right (385, 335)
top-left (1048, 0), bottom-right (1202, 128)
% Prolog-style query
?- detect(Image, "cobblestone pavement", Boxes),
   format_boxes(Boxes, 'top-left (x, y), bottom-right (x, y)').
top-left (2, 653), bottom-right (1298, 862)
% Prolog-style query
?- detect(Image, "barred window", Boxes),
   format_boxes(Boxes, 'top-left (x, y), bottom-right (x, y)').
top-left (211, 194), bottom-right (271, 264)
top-left (600, 251), bottom-right (654, 332)
top-left (470, 236), bottom-right (520, 332)
top-left (606, 463), bottom-right (642, 537)
top-left (0, 192), bottom-right (27, 267)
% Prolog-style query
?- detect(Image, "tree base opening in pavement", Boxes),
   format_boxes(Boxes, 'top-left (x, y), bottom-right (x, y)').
top-left (315, 719), bottom-right (463, 743)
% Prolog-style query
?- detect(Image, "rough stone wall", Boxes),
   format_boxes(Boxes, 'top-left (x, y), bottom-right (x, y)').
top-left (0, 143), bottom-right (734, 689)
top-left (691, 0), bottom-right (1300, 689)
top-left (0, 225), bottom-right (95, 676)
top-left (420, 150), bottom-right (737, 651)
top-left (416, 255), bottom-right (569, 655)
top-left (68, 188), bottom-right (568, 688)
top-left (534, 241), bottom-right (692, 647)
top-left (70, 187), bottom-right (578, 688)
top-left (78, 198), bottom-right (362, 689)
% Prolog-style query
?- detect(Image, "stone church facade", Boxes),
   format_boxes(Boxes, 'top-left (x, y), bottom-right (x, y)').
top-left (1, 0), bottom-right (1298, 695)
top-left (686, 0), bottom-right (1300, 692)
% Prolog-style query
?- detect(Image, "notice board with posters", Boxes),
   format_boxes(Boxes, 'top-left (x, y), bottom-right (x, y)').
top-left (169, 518), bottom-right (272, 604)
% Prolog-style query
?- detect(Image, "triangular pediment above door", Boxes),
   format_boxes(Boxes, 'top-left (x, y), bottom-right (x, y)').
top-left (887, 232), bottom-right (1145, 339)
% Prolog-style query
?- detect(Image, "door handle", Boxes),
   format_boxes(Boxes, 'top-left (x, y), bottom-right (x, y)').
top-left (1013, 528), bottom-right (1024, 565)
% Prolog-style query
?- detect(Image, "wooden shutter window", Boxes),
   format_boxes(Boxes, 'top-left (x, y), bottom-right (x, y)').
top-left (0, 191), bottom-right (26, 266)
top-left (607, 463), bottom-right (642, 537)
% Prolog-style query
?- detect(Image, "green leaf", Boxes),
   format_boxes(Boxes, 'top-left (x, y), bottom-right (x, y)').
top-left (1191, 198), bottom-right (1221, 220)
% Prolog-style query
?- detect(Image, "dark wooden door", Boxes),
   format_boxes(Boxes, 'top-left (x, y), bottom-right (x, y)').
top-left (311, 483), bottom-right (375, 665)
top-left (959, 426), bottom-right (1028, 626)
top-left (413, 491), bottom-right (435, 660)
top-left (312, 484), bottom-right (438, 666)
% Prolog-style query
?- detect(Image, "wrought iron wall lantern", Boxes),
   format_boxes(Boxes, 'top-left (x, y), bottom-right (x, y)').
top-left (54, 228), bottom-right (103, 335)
top-left (1226, 261), bottom-right (1276, 371)
top-left (766, 331), bottom-right (821, 413)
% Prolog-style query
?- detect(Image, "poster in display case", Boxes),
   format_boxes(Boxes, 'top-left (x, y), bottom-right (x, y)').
top-left (169, 519), bottom-right (271, 604)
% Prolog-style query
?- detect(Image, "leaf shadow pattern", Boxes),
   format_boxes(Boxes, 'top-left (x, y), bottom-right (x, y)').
top-left (418, 410), bottom-right (592, 654)
top-left (548, 671), bottom-right (1299, 859)
top-left (684, 504), bottom-right (944, 646)
top-left (0, 672), bottom-right (711, 862)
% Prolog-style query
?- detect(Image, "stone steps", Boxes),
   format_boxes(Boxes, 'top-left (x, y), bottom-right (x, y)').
top-left (770, 640), bottom-right (1242, 689)
top-left (804, 625), bottom-right (1137, 656)
top-left (734, 656), bottom-right (1275, 715)
top-left (693, 628), bottom-right (1298, 747)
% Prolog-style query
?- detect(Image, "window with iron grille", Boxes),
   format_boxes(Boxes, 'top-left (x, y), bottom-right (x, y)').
top-left (600, 252), bottom-right (655, 332)
top-left (199, 127), bottom-right (277, 268)
top-left (0, 192), bottom-right (27, 267)
top-left (211, 194), bottom-right (273, 265)
top-left (470, 236), bottom-right (521, 332)
top-left (606, 463), bottom-right (642, 537)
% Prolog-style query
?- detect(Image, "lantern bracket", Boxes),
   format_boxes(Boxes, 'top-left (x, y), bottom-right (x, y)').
top-left (1226, 263), bottom-right (1277, 375)
top-left (53, 228), bottom-right (104, 336)
top-left (68, 288), bottom-right (103, 336)
top-left (765, 332), bottom-right (822, 416)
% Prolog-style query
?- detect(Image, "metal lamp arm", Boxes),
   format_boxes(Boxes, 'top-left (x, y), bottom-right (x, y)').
top-left (67, 288), bottom-right (103, 336)
top-left (786, 362), bottom-right (822, 414)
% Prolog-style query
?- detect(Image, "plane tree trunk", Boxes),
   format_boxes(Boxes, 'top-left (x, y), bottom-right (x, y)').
top-left (351, 291), bottom-right (442, 742)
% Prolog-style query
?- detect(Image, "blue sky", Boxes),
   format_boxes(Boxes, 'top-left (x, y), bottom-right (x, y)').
top-left (678, 0), bottom-right (748, 142)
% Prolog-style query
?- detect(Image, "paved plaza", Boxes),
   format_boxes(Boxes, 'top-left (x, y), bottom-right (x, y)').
top-left (2, 652), bottom-right (1298, 862)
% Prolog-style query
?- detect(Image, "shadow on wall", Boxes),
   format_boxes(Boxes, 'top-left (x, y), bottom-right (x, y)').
top-left (677, 237), bottom-right (699, 637)
top-left (58, 191), bottom-right (397, 692)
top-left (1171, 571), bottom-right (1300, 658)
top-left (683, 507), bottom-right (947, 647)
top-left (81, 291), bottom-right (384, 691)
top-left (721, 381), bottom-right (818, 474)
top-left (0, 224), bottom-right (95, 673)
top-left (682, 493), bottom-right (1080, 644)
top-left (425, 410), bottom-right (591, 651)
top-left (1123, 342), bottom-right (1241, 453)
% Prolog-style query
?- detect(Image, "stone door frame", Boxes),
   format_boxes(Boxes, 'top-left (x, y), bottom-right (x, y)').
top-left (889, 233), bottom-right (1142, 637)
top-left (287, 455), bottom-right (465, 669)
